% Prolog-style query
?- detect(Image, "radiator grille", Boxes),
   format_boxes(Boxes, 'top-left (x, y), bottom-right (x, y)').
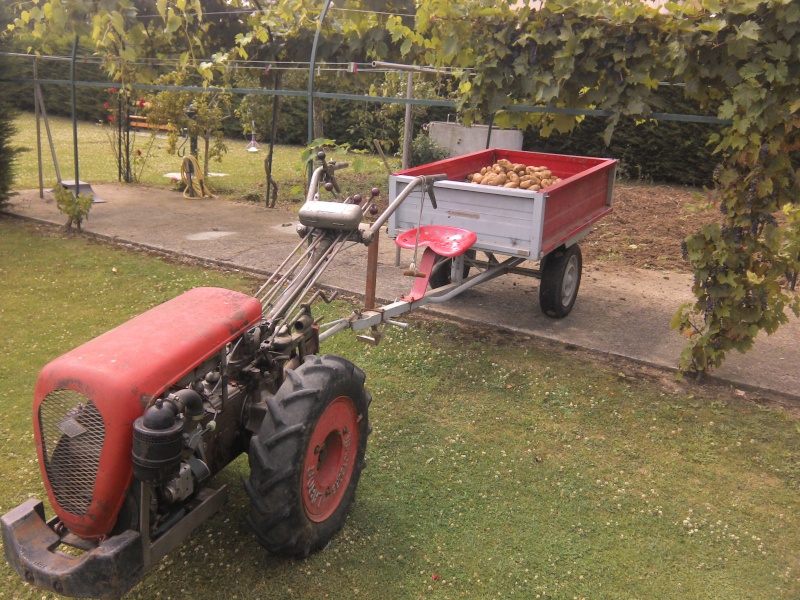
top-left (39, 390), bottom-right (105, 516)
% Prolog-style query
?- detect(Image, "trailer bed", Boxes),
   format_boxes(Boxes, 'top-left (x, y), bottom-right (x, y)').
top-left (388, 149), bottom-right (617, 260)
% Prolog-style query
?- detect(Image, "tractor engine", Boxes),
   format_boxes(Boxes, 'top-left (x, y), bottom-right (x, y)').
top-left (2, 287), bottom-right (264, 597)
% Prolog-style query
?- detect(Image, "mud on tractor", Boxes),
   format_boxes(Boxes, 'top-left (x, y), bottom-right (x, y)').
top-left (2, 148), bottom-right (617, 598)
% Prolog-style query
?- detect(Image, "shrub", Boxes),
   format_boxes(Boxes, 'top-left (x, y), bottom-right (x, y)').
top-left (410, 132), bottom-right (449, 167)
top-left (523, 86), bottom-right (721, 186)
top-left (0, 18), bottom-right (18, 205)
top-left (54, 184), bottom-right (92, 229)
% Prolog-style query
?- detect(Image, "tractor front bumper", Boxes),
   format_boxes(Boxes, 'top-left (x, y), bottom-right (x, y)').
top-left (1, 499), bottom-right (144, 599)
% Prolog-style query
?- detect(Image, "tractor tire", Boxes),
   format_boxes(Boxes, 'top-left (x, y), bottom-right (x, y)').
top-left (539, 244), bottom-right (582, 318)
top-left (245, 354), bottom-right (371, 558)
top-left (429, 250), bottom-right (476, 289)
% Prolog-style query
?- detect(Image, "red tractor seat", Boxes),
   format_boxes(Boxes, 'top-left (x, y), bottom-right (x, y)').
top-left (395, 225), bottom-right (477, 257)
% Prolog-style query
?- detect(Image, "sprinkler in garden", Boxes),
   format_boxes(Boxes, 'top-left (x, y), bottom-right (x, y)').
top-left (246, 120), bottom-right (260, 153)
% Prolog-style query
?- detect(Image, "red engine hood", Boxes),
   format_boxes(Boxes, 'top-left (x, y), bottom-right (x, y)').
top-left (33, 287), bottom-right (263, 538)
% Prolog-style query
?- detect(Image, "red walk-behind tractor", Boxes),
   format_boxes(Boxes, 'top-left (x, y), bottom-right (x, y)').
top-left (2, 148), bottom-right (616, 598)
top-left (0, 155), bottom-right (401, 598)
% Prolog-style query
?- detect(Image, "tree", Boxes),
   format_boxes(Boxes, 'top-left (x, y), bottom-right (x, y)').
top-left (145, 72), bottom-right (233, 177)
top-left (8, 0), bottom-right (264, 81)
top-left (232, 0), bottom-right (417, 141)
top-left (7, 0), bottom-right (419, 155)
top-left (386, 0), bottom-right (800, 376)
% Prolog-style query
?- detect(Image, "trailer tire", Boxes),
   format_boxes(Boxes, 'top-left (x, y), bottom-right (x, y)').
top-left (539, 245), bottom-right (582, 318)
top-left (429, 250), bottom-right (476, 289)
top-left (245, 354), bottom-right (371, 558)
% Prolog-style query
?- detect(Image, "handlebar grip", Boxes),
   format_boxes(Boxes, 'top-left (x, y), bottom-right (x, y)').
top-left (424, 173), bottom-right (447, 183)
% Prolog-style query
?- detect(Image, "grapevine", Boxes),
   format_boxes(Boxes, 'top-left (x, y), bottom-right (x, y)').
top-left (388, 0), bottom-right (800, 376)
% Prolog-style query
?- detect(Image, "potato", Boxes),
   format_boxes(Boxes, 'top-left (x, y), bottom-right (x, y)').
top-left (471, 161), bottom-right (557, 189)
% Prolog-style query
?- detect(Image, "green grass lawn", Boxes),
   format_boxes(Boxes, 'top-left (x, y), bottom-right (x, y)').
top-left (1, 218), bottom-right (799, 599)
top-left (9, 111), bottom-right (399, 206)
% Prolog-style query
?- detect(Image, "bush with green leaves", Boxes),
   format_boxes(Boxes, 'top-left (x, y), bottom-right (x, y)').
top-left (2, 40), bottom-right (108, 122)
top-left (53, 184), bottom-right (92, 229)
top-left (524, 86), bottom-right (722, 186)
top-left (410, 132), bottom-right (449, 167)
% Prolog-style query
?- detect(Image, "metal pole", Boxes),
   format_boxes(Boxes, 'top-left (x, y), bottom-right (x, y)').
top-left (401, 71), bottom-right (413, 170)
top-left (35, 86), bottom-right (60, 183)
top-left (485, 113), bottom-right (495, 149)
top-left (266, 70), bottom-right (281, 208)
top-left (125, 97), bottom-right (132, 182)
top-left (118, 92), bottom-right (123, 181)
top-left (365, 230), bottom-right (379, 310)
top-left (307, 0), bottom-right (334, 146)
top-left (371, 61), bottom-right (441, 74)
top-left (33, 58), bottom-right (43, 198)
top-left (70, 35), bottom-right (80, 195)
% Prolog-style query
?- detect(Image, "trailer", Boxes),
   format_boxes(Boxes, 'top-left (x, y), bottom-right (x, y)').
top-left (323, 149), bottom-right (617, 343)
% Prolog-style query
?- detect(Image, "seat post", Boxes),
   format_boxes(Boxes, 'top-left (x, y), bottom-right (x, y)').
top-left (399, 248), bottom-right (439, 302)
top-left (451, 254), bottom-right (466, 285)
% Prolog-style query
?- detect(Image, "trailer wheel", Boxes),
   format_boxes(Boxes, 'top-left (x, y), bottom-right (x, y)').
top-left (429, 250), bottom-right (476, 289)
top-left (539, 245), bottom-right (582, 318)
top-left (245, 354), bottom-right (371, 558)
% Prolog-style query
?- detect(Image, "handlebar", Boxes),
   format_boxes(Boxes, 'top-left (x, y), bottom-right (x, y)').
top-left (423, 174), bottom-right (447, 182)
top-left (362, 174), bottom-right (447, 244)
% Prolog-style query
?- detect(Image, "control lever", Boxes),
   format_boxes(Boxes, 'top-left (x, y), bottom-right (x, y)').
top-left (318, 151), bottom-right (342, 193)
top-left (425, 181), bottom-right (438, 209)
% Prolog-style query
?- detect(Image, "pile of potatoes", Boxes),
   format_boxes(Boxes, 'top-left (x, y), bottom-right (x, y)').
top-left (466, 159), bottom-right (562, 191)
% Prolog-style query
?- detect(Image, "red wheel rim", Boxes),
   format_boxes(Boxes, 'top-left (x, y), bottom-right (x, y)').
top-left (302, 396), bottom-right (360, 522)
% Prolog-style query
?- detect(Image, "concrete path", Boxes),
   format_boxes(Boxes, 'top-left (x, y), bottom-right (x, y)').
top-left (5, 183), bottom-right (799, 401)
